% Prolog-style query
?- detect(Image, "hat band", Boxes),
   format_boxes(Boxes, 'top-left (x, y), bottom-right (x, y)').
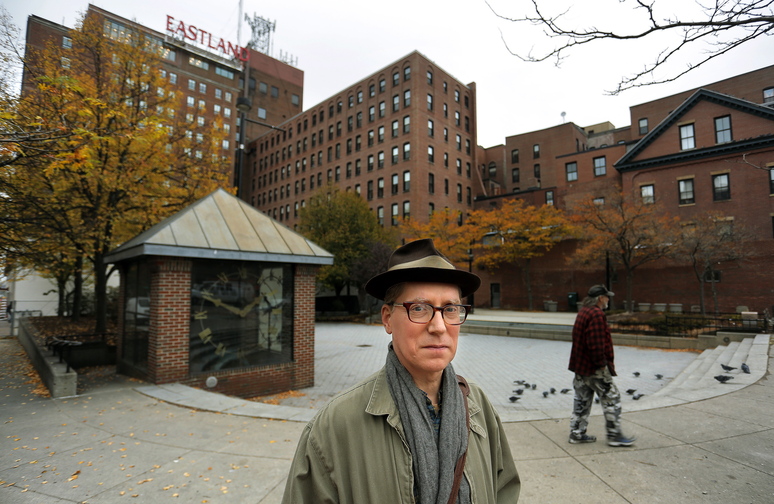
top-left (388, 255), bottom-right (455, 271)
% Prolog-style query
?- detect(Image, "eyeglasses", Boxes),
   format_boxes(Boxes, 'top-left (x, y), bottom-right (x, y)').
top-left (392, 302), bottom-right (471, 325)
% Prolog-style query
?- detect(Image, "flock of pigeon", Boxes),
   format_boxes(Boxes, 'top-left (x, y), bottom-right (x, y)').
top-left (714, 362), bottom-right (751, 384)
top-left (508, 372), bottom-right (662, 403)
top-left (508, 362), bottom-right (751, 404)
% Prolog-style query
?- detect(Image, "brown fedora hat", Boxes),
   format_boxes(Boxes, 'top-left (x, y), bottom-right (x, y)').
top-left (365, 239), bottom-right (481, 300)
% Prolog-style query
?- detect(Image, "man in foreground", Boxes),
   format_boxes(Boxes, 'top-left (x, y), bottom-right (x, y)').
top-left (282, 239), bottom-right (520, 503)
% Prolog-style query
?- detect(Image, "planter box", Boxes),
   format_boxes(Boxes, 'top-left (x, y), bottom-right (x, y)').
top-left (652, 303), bottom-right (667, 312)
top-left (543, 301), bottom-right (558, 312)
top-left (638, 303), bottom-right (651, 312)
top-left (668, 303), bottom-right (683, 313)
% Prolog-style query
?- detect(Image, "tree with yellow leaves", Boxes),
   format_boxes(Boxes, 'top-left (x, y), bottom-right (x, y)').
top-left (570, 185), bottom-right (682, 312)
top-left (467, 198), bottom-right (576, 310)
top-left (0, 11), bottom-right (231, 330)
top-left (400, 208), bottom-right (473, 265)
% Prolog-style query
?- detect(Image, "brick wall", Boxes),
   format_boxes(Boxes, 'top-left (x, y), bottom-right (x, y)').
top-left (116, 256), bottom-right (319, 398)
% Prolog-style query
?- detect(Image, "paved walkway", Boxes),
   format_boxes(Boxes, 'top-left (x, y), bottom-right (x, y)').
top-left (2, 314), bottom-right (773, 503)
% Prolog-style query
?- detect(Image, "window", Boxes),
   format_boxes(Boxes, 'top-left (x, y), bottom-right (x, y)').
top-left (403, 115), bottom-right (410, 133)
top-left (445, 179), bottom-right (449, 195)
top-left (378, 177), bottom-right (384, 197)
top-left (368, 106), bottom-right (375, 122)
top-left (404, 66), bottom-right (411, 81)
top-left (456, 134), bottom-right (462, 150)
top-left (378, 126), bottom-right (385, 142)
top-left (457, 183), bottom-right (463, 202)
top-left (392, 174), bottom-right (399, 194)
top-left (593, 156), bottom-right (606, 176)
top-left (257, 107), bottom-right (267, 119)
top-left (680, 124), bottom-right (695, 150)
top-left (545, 191), bottom-right (554, 206)
top-left (403, 201), bottom-right (410, 220)
top-left (565, 162), bottom-right (578, 181)
top-left (427, 94), bottom-right (433, 110)
top-left (512, 168), bottom-right (520, 184)
top-left (403, 170), bottom-right (411, 192)
top-left (429, 173), bottom-right (435, 194)
top-left (378, 151), bottom-right (385, 168)
top-left (457, 159), bottom-right (463, 175)
top-left (712, 173), bottom-right (730, 201)
top-left (533, 144), bottom-right (540, 159)
top-left (703, 270), bottom-right (722, 283)
top-left (369, 85), bottom-right (375, 97)
top-left (215, 88), bottom-right (222, 99)
top-left (62, 36), bottom-right (72, 49)
top-left (428, 146), bottom-right (435, 162)
top-left (393, 94), bottom-right (400, 112)
top-left (392, 204), bottom-right (399, 225)
top-left (379, 101), bottom-right (386, 118)
top-left (770, 168), bottom-right (774, 195)
top-left (454, 90), bottom-right (460, 102)
top-left (215, 67), bottom-right (234, 79)
top-left (377, 206), bottom-right (384, 226)
top-left (678, 178), bottom-right (695, 205)
top-left (593, 197), bottom-right (605, 206)
top-left (379, 79), bottom-right (386, 92)
top-left (534, 164), bottom-right (541, 180)
top-left (291, 94), bottom-right (300, 106)
top-left (357, 90), bottom-right (363, 103)
top-left (404, 89), bottom-right (411, 107)
top-left (393, 72), bottom-right (400, 86)
top-left (428, 119), bottom-right (434, 137)
top-left (392, 146), bottom-right (399, 164)
top-left (638, 118), bottom-right (649, 135)
top-left (488, 162), bottom-right (497, 179)
top-left (188, 79), bottom-right (196, 91)
top-left (427, 71), bottom-right (433, 84)
top-left (199, 82), bottom-right (207, 93)
top-left (715, 116), bottom-right (732, 144)
top-left (259, 82), bottom-right (268, 94)
top-left (764, 87), bottom-right (774, 104)
top-left (403, 142), bottom-right (410, 160)
top-left (392, 120), bottom-right (399, 138)
top-left (189, 57), bottom-right (209, 70)
top-left (641, 184), bottom-right (655, 204)
top-left (511, 149), bottom-right (519, 164)
top-left (454, 111), bottom-right (460, 126)
top-left (368, 181), bottom-right (374, 200)
top-left (187, 96), bottom-right (195, 107)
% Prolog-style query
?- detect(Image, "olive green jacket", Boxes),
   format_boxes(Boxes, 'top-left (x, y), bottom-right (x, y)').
top-left (281, 367), bottom-right (521, 503)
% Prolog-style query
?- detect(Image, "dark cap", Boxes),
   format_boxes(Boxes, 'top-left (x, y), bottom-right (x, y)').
top-left (365, 239), bottom-right (481, 300)
top-left (588, 284), bottom-right (614, 297)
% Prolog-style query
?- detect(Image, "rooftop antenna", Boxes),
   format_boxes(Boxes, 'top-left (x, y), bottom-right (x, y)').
top-left (245, 14), bottom-right (276, 56)
top-left (561, 111), bottom-right (566, 123)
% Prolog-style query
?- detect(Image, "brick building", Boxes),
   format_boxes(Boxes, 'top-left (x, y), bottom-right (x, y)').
top-left (242, 51), bottom-right (478, 229)
top-left (472, 67), bottom-right (774, 313)
top-left (24, 6), bottom-right (303, 189)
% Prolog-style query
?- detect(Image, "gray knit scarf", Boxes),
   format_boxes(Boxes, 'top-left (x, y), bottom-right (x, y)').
top-left (386, 345), bottom-right (471, 504)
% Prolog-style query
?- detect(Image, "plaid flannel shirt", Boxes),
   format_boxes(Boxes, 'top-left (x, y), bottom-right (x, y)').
top-left (568, 305), bottom-right (616, 376)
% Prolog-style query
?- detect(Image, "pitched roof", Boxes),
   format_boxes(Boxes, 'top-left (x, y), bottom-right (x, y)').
top-left (616, 88), bottom-right (774, 172)
top-left (105, 188), bottom-right (333, 265)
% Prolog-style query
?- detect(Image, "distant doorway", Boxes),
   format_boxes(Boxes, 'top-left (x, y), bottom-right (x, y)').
top-left (490, 283), bottom-right (501, 309)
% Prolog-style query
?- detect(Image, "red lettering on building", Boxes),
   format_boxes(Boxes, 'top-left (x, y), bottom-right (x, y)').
top-left (165, 15), bottom-right (248, 62)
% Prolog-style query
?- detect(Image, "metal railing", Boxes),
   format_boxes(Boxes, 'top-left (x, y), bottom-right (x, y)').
top-left (609, 313), bottom-right (770, 337)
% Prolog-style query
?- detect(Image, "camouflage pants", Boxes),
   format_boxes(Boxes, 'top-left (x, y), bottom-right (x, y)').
top-left (570, 366), bottom-right (622, 439)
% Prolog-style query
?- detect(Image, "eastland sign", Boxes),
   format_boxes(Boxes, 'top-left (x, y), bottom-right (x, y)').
top-left (165, 15), bottom-right (249, 62)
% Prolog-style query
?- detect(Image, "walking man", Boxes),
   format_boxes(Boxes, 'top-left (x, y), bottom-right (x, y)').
top-left (568, 284), bottom-right (635, 447)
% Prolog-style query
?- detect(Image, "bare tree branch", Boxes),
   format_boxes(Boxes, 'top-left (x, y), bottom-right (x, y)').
top-left (487, 0), bottom-right (774, 94)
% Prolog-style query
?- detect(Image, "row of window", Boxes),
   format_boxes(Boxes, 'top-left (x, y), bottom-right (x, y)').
top-left (256, 118), bottom-right (471, 174)
top-left (633, 173), bottom-right (734, 206)
top-left (339, 66), bottom-right (469, 108)
top-left (510, 144), bottom-right (542, 164)
top-left (677, 116), bottom-right (734, 150)
top-left (564, 156), bottom-right (608, 181)
top-left (185, 77), bottom-right (234, 102)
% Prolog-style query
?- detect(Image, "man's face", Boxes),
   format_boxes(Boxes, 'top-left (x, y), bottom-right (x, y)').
top-left (598, 295), bottom-right (609, 310)
top-left (382, 282), bottom-right (461, 382)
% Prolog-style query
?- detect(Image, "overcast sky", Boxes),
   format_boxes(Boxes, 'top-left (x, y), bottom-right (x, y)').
top-left (5, 0), bottom-right (773, 147)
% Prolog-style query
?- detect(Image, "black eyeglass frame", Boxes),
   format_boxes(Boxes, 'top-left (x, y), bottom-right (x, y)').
top-left (391, 302), bottom-right (471, 325)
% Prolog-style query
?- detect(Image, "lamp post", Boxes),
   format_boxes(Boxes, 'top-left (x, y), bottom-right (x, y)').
top-left (467, 249), bottom-right (475, 313)
top-left (234, 96), bottom-right (252, 198)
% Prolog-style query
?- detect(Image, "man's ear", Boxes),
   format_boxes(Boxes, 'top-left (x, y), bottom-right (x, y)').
top-left (381, 304), bottom-right (393, 334)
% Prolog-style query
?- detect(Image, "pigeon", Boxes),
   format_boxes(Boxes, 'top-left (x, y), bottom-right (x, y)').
top-left (741, 363), bottom-right (751, 374)
top-left (720, 364), bottom-right (737, 372)
top-left (714, 375), bottom-right (734, 383)
top-left (655, 374), bottom-right (663, 380)
top-left (632, 393), bottom-right (644, 400)
top-left (513, 380), bottom-right (525, 385)
top-left (508, 396), bottom-right (521, 402)
top-left (625, 389), bottom-right (637, 395)
top-left (531, 384), bottom-right (537, 390)
top-left (560, 388), bottom-right (571, 394)
top-left (513, 389), bottom-right (524, 395)
top-left (550, 387), bottom-right (556, 394)
top-left (542, 391), bottom-right (549, 398)
top-left (633, 371), bottom-right (640, 377)
top-left (594, 397), bottom-right (600, 404)
top-left (522, 383), bottom-right (530, 389)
